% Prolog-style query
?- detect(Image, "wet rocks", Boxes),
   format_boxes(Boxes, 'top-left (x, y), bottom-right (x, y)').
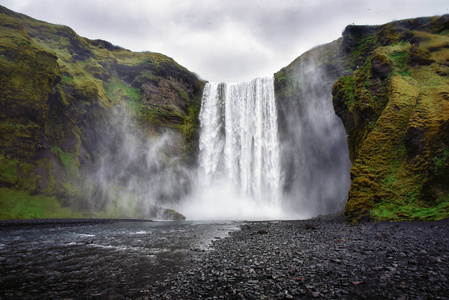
top-left (153, 215), bottom-right (449, 299)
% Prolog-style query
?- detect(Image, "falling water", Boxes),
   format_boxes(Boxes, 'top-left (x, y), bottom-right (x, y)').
top-left (182, 77), bottom-right (282, 220)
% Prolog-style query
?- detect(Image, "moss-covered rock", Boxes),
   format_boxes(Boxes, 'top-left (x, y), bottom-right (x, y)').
top-left (332, 14), bottom-right (449, 221)
top-left (274, 14), bottom-right (449, 222)
top-left (0, 5), bottom-right (204, 220)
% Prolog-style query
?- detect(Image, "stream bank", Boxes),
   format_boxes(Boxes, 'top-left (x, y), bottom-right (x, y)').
top-left (154, 215), bottom-right (449, 299)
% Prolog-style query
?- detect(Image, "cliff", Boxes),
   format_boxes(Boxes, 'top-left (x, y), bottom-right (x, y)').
top-left (333, 15), bottom-right (449, 221)
top-left (273, 39), bottom-right (352, 217)
top-left (275, 14), bottom-right (449, 221)
top-left (0, 6), bottom-right (204, 219)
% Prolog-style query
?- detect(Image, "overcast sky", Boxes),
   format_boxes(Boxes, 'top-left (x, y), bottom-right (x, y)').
top-left (1, 0), bottom-right (448, 82)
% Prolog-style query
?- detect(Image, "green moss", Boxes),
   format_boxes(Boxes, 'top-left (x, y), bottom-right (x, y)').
top-left (389, 51), bottom-right (407, 66)
top-left (103, 78), bottom-right (142, 110)
top-left (17, 162), bottom-right (38, 192)
top-left (386, 44), bottom-right (412, 76)
top-left (274, 69), bottom-right (289, 88)
top-left (60, 153), bottom-right (80, 178)
top-left (372, 195), bottom-right (449, 221)
top-left (62, 75), bottom-right (74, 83)
top-left (339, 76), bottom-right (356, 105)
top-left (0, 187), bottom-right (84, 220)
top-left (432, 147), bottom-right (449, 175)
top-left (51, 146), bottom-right (80, 178)
top-left (0, 155), bottom-right (18, 184)
top-left (350, 34), bottom-right (379, 66)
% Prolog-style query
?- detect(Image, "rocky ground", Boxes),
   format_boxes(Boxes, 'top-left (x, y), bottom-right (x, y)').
top-left (148, 215), bottom-right (449, 299)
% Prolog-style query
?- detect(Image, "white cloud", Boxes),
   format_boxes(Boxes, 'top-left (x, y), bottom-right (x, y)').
top-left (1, 0), bottom-right (448, 82)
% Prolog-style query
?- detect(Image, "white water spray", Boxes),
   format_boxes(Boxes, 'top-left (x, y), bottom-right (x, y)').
top-left (182, 77), bottom-right (282, 220)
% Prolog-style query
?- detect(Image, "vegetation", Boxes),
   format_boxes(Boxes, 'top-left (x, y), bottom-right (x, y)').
top-left (332, 16), bottom-right (449, 222)
top-left (0, 5), bottom-right (204, 220)
top-left (0, 188), bottom-right (84, 220)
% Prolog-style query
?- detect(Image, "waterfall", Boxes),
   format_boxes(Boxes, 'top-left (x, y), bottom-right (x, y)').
top-left (180, 69), bottom-right (350, 220)
top-left (182, 77), bottom-right (282, 220)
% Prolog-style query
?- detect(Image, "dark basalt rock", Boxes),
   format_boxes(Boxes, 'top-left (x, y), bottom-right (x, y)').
top-left (153, 215), bottom-right (449, 299)
top-left (404, 126), bottom-right (428, 159)
top-left (370, 53), bottom-right (392, 80)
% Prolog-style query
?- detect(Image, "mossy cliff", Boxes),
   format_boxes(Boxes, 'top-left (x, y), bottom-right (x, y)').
top-left (0, 6), bottom-right (203, 220)
top-left (275, 14), bottom-right (449, 221)
top-left (333, 15), bottom-right (449, 221)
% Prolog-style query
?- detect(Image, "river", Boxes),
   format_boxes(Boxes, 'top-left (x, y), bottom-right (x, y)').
top-left (0, 220), bottom-right (240, 299)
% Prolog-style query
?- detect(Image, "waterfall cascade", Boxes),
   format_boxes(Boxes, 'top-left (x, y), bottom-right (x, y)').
top-left (180, 70), bottom-right (351, 220)
top-left (182, 77), bottom-right (282, 220)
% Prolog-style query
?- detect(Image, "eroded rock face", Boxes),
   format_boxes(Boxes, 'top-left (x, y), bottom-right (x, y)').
top-left (332, 15), bottom-right (449, 221)
top-left (370, 53), bottom-right (392, 80)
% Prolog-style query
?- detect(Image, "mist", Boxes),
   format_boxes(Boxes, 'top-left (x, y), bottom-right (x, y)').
top-left (82, 51), bottom-right (352, 221)
top-left (83, 101), bottom-right (193, 220)
top-left (277, 51), bottom-right (352, 219)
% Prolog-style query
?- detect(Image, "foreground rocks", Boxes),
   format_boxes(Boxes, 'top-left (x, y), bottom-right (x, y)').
top-left (149, 215), bottom-right (449, 299)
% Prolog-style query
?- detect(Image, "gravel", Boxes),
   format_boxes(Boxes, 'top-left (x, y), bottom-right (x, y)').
top-left (148, 214), bottom-right (449, 299)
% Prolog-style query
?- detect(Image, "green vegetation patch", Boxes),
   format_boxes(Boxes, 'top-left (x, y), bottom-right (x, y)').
top-left (0, 187), bottom-right (84, 220)
top-left (104, 77), bottom-right (142, 111)
top-left (51, 146), bottom-right (80, 178)
top-left (339, 75), bottom-right (356, 106)
top-left (0, 155), bottom-right (18, 185)
top-left (372, 195), bottom-right (449, 221)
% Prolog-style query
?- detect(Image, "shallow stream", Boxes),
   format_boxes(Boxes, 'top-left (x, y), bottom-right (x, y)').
top-left (0, 220), bottom-right (239, 299)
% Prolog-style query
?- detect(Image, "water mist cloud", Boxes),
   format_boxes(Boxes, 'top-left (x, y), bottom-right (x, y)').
top-left (85, 103), bottom-right (194, 220)
top-left (278, 50), bottom-right (352, 219)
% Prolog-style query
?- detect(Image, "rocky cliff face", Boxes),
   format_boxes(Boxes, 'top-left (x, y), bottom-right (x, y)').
top-left (0, 6), bottom-right (203, 219)
top-left (275, 14), bottom-right (449, 222)
top-left (332, 15), bottom-right (449, 221)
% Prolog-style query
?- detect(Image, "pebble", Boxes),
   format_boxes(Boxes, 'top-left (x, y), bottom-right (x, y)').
top-left (152, 215), bottom-right (449, 299)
